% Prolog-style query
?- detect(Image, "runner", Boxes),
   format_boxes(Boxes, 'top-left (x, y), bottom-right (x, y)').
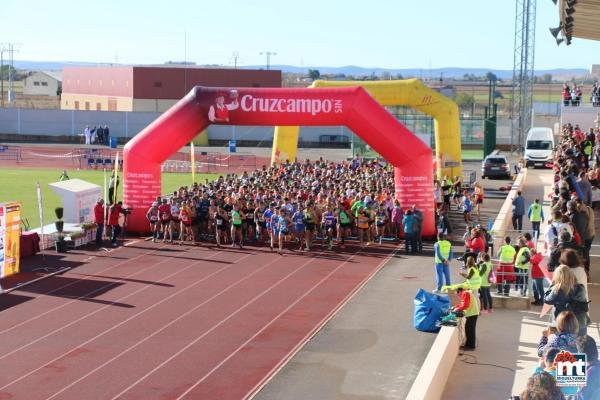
top-left (158, 199), bottom-right (172, 243)
top-left (145, 202), bottom-right (160, 242)
top-left (275, 208), bottom-right (292, 255)
top-left (356, 206), bottom-right (370, 246)
top-left (322, 205), bottom-right (337, 250)
top-left (264, 202), bottom-right (276, 251)
top-left (375, 203), bottom-right (389, 245)
top-left (336, 202), bottom-right (352, 246)
top-left (304, 203), bottom-right (316, 250)
top-left (292, 205), bottom-right (307, 251)
top-left (179, 200), bottom-right (195, 245)
top-left (214, 205), bottom-right (229, 248)
top-left (230, 204), bottom-right (244, 249)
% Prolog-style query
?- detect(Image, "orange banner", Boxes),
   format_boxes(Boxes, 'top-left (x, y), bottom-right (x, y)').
top-left (0, 201), bottom-right (21, 278)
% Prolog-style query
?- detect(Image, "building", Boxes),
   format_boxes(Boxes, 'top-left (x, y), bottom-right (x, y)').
top-left (23, 71), bottom-right (62, 96)
top-left (61, 66), bottom-right (282, 112)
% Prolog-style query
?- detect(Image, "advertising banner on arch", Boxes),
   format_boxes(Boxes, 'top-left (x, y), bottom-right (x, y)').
top-left (0, 201), bottom-right (21, 278)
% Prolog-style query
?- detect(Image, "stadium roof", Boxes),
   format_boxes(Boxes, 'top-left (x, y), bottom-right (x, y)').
top-left (558, 0), bottom-right (600, 43)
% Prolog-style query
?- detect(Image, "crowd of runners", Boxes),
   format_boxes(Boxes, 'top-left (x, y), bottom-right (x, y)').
top-left (143, 157), bottom-right (423, 254)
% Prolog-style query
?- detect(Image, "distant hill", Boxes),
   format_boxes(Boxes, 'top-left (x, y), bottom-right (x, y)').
top-left (12, 60), bottom-right (590, 79)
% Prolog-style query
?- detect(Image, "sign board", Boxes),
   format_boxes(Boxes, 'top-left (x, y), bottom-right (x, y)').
top-left (0, 202), bottom-right (21, 278)
top-left (48, 179), bottom-right (101, 224)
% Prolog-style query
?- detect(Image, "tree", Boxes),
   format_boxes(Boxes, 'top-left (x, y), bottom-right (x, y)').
top-left (308, 69), bottom-right (320, 81)
top-left (485, 72), bottom-right (498, 82)
top-left (453, 92), bottom-right (475, 109)
top-left (381, 71), bottom-right (391, 80)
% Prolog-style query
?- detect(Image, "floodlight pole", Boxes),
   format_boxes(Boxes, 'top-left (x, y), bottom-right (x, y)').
top-left (510, 0), bottom-right (537, 154)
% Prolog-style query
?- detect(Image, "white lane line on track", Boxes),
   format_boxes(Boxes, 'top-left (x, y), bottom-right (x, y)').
top-left (0, 248), bottom-right (230, 362)
top-left (0, 249), bottom-right (254, 392)
top-left (43, 250), bottom-right (300, 400)
top-left (175, 246), bottom-right (383, 400)
top-left (0, 244), bottom-right (174, 336)
top-left (107, 248), bottom-right (346, 400)
top-left (244, 245), bottom-right (400, 400)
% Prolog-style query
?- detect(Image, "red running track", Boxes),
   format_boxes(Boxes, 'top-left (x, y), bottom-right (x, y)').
top-left (0, 240), bottom-right (397, 400)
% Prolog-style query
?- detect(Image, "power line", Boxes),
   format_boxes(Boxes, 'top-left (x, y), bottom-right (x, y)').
top-left (0, 42), bottom-right (22, 107)
top-left (259, 51), bottom-right (277, 70)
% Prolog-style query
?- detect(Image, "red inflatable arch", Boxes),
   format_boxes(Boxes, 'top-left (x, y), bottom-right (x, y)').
top-left (123, 86), bottom-right (435, 235)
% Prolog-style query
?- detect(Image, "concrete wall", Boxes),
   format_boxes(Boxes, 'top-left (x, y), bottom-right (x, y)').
top-left (23, 72), bottom-right (60, 96)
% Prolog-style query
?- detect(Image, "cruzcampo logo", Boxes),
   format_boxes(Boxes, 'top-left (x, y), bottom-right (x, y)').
top-left (554, 350), bottom-right (587, 387)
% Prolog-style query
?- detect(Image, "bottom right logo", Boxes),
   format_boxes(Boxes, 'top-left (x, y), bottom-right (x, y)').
top-left (554, 350), bottom-right (587, 387)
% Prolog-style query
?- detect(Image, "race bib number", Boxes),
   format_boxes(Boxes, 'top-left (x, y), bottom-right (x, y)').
top-left (216, 219), bottom-right (223, 226)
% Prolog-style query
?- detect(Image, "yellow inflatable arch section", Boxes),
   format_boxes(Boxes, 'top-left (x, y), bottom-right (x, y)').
top-left (271, 79), bottom-right (462, 179)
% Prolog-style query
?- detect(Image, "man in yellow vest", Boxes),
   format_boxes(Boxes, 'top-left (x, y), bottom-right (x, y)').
top-left (433, 233), bottom-right (453, 293)
top-left (497, 236), bottom-right (516, 296)
top-left (527, 198), bottom-right (545, 240)
top-left (514, 238), bottom-right (531, 297)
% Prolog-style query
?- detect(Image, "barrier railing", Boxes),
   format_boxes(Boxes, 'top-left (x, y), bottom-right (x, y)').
top-left (490, 258), bottom-right (533, 299)
top-left (0, 145), bottom-right (22, 162)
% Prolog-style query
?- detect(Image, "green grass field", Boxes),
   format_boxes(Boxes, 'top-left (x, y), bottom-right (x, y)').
top-left (0, 168), bottom-right (219, 229)
top-left (461, 149), bottom-right (483, 160)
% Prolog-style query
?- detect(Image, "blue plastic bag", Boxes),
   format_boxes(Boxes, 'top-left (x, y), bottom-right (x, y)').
top-left (413, 288), bottom-right (451, 333)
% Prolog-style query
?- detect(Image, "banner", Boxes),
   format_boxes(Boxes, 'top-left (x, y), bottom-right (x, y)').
top-left (123, 86), bottom-right (434, 234)
top-left (0, 202), bottom-right (21, 278)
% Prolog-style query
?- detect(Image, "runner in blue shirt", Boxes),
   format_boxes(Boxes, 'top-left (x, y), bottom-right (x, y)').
top-left (275, 208), bottom-right (291, 255)
top-left (264, 202), bottom-right (276, 251)
top-left (322, 205), bottom-right (337, 250)
top-left (292, 207), bottom-right (307, 251)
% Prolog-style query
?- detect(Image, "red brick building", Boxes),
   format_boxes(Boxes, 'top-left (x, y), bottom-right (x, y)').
top-left (61, 66), bottom-right (282, 112)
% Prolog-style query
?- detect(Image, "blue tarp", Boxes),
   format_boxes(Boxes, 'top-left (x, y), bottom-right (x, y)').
top-left (413, 288), bottom-right (451, 333)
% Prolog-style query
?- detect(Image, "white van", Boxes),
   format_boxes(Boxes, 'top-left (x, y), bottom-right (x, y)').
top-left (524, 127), bottom-right (554, 168)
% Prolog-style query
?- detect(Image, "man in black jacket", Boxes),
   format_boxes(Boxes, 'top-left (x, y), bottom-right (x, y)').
top-left (548, 230), bottom-right (583, 271)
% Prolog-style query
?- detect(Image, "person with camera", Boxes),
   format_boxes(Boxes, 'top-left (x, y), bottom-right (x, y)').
top-left (108, 201), bottom-right (127, 247)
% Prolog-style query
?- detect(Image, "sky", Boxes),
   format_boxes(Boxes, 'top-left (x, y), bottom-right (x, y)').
top-left (1, 0), bottom-right (598, 70)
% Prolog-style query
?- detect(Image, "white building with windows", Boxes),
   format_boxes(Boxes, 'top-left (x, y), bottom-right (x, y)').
top-left (23, 71), bottom-right (62, 96)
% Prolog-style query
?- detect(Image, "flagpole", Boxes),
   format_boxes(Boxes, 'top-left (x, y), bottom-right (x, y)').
top-left (113, 152), bottom-right (119, 205)
top-left (190, 142), bottom-right (195, 185)
top-left (103, 167), bottom-right (107, 239)
top-left (36, 182), bottom-right (45, 258)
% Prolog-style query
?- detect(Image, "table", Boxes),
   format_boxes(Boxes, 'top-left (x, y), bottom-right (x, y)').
top-left (20, 232), bottom-right (40, 257)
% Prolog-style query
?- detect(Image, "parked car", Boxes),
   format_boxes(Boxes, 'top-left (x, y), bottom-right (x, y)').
top-left (481, 155), bottom-right (511, 179)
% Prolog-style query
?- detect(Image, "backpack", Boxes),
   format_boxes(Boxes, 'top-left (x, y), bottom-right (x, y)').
top-left (566, 285), bottom-right (590, 313)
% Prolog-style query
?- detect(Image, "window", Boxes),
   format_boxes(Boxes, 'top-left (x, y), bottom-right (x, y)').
top-left (41, 82), bottom-right (48, 86)
top-left (85, 101), bottom-right (90, 110)
top-left (33, 82), bottom-right (40, 86)
top-left (74, 101), bottom-right (79, 110)
top-left (96, 103), bottom-right (101, 111)
top-left (526, 140), bottom-right (552, 150)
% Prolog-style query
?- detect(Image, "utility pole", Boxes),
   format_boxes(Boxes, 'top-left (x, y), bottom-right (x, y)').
top-left (231, 51), bottom-right (240, 69)
top-left (0, 43), bottom-right (22, 105)
top-left (259, 51), bottom-right (277, 70)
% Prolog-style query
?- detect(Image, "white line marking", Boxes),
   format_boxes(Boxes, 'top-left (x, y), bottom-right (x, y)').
top-left (244, 245), bottom-right (400, 400)
top-left (0, 244), bottom-right (173, 336)
top-left (1, 249), bottom-right (251, 392)
top-left (110, 249), bottom-right (355, 400)
top-left (0, 249), bottom-right (226, 361)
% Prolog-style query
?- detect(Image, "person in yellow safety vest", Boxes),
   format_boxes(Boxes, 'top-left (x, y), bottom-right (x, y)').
top-left (497, 236), bottom-right (516, 296)
top-left (459, 256), bottom-right (482, 290)
top-left (442, 284), bottom-right (480, 351)
top-left (433, 233), bottom-right (453, 293)
top-left (515, 238), bottom-right (531, 297)
top-left (478, 253), bottom-right (493, 313)
top-left (527, 198), bottom-right (545, 240)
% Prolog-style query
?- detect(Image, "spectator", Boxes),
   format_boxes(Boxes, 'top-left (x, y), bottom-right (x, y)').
top-left (512, 190), bottom-right (525, 231)
top-left (58, 170), bottom-right (70, 181)
top-left (412, 204), bottom-right (423, 253)
top-left (530, 248), bottom-right (544, 306)
top-left (537, 310), bottom-right (579, 358)
top-left (104, 125), bottom-right (110, 145)
top-left (96, 125), bottom-right (104, 145)
top-left (575, 198), bottom-right (595, 274)
top-left (574, 335), bottom-right (600, 399)
top-left (533, 347), bottom-right (577, 399)
top-left (93, 198), bottom-right (105, 245)
top-left (527, 198), bottom-right (544, 239)
top-left (84, 125), bottom-right (91, 144)
top-left (402, 209), bottom-right (415, 254)
top-left (108, 201), bottom-right (124, 247)
top-left (567, 200), bottom-right (591, 273)
top-left (515, 371), bottom-right (565, 400)
top-left (478, 253), bottom-right (493, 313)
top-left (515, 237), bottom-right (531, 296)
top-left (563, 83), bottom-right (571, 107)
top-left (543, 266), bottom-right (588, 334)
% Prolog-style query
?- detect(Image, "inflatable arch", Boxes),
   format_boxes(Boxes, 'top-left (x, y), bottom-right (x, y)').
top-left (272, 79), bottom-right (462, 179)
top-left (123, 86), bottom-right (435, 235)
